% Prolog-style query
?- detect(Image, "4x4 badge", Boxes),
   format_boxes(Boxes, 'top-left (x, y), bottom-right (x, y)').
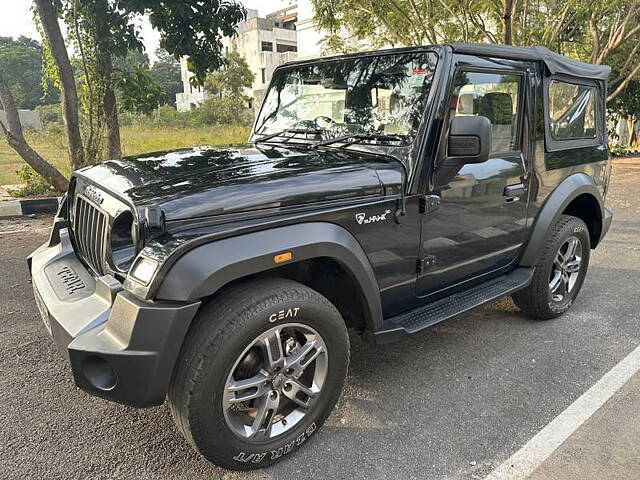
top-left (355, 209), bottom-right (391, 225)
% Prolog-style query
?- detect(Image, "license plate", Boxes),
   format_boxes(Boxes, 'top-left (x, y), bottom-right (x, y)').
top-left (33, 283), bottom-right (52, 335)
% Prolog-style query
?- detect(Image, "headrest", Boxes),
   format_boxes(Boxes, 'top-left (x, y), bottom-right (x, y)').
top-left (457, 93), bottom-right (475, 114)
top-left (478, 92), bottom-right (513, 125)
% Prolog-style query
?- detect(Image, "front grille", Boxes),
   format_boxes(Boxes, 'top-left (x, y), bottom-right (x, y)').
top-left (73, 195), bottom-right (109, 275)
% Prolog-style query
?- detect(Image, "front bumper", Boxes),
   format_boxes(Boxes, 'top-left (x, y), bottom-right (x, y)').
top-left (28, 227), bottom-right (201, 407)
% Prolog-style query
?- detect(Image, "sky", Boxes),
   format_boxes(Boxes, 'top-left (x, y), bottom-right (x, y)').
top-left (1, 0), bottom-right (293, 62)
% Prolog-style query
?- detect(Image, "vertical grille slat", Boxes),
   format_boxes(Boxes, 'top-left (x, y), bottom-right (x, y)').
top-left (72, 195), bottom-right (109, 275)
top-left (88, 207), bottom-right (98, 269)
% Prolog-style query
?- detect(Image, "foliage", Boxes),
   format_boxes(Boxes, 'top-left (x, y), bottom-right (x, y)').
top-left (116, 65), bottom-right (166, 115)
top-left (312, 0), bottom-right (640, 102)
top-left (120, 101), bottom-right (252, 128)
top-left (608, 75), bottom-right (640, 120)
top-left (7, 165), bottom-right (57, 197)
top-left (150, 48), bottom-right (182, 107)
top-left (0, 36), bottom-right (59, 109)
top-left (198, 95), bottom-right (253, 126)
top-left (206, 50), bottom-right (254, 97)
top-left (113, 49), bottom-right (150, 75)
top-left (113, 0), bottom-right (247, 85)
top-left (36, 0), bottom-right (247, 164)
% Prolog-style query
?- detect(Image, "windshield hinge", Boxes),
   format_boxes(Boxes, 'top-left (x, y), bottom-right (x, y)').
top-left (142, 205), bottom-right (165, 241)
top-left (419, 195), bottom-right (440, 214)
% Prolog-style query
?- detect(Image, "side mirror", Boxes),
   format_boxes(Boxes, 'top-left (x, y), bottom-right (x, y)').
top-left (442, 115), bottom-right (492, 166)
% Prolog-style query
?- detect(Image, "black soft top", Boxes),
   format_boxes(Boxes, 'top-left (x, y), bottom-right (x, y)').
top-left (448, 44), bottom-right (610, 81)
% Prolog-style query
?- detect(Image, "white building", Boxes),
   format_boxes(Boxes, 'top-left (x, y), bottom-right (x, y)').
top-left (226, 5), bottom-right (299, 108)
top-left (295, 1), bottom-right (324, 59)
top-left (176, 5), bottom-right (306, 112)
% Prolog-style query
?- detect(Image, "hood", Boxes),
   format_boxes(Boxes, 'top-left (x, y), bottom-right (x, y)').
top-left (75, 144), bottom-right (404, 221)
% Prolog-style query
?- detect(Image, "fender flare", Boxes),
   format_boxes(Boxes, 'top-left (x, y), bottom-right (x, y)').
top-left (155, 222), bottom-right (384, 330)
top-left (519, 173), bottom-right (604, 267)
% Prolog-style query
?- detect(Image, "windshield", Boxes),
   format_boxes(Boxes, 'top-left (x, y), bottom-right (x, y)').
top-left (253, 51), bottom-right (438, 145)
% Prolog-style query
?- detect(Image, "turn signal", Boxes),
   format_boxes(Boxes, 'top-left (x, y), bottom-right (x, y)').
top-left (274, 252), bottom-right (292, 263)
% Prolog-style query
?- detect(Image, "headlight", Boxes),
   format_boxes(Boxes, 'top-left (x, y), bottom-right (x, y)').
top-left (129, 256), bottom-right (158, 285)
top-left (110, 210), bottom-right (136, 271)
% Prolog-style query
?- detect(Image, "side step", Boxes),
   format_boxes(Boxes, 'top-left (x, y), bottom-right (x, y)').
top-left (374, 267), bottom-right (534, 344)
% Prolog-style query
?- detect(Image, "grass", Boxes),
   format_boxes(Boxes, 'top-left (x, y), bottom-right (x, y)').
top-left (0, 124), bottom-right (251, 185)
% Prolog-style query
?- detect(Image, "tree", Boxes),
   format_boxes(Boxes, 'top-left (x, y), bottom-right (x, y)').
top-left (60, 0), bottom-right (246, 160)
top-left (206, 50), bottom-right (254, 97)
top-left (0, 73), bottom-right (68, 192)
top-left (150, 48), bottom-right (182, 107)
top-left (312, 0), bottom-right (640, 101)
top-left (200, 50), bottom-right (255, 125)
top-left (116, 65), bottom-right (166, 114)
top-left (34, 0), bottom-right (85, 170)
top-left (35, 0), bottom-right (245, 166)
top-left (0, 0), bottom-right (247, 191)
top-left (608, 58), bottom-right (640, 147)
top-left (112, 49), bottom-right (164, 114)
top-left (587, 1), bottom-right (640, 102)
top-left (113, 49), bottom-right (150, 76)
top-left (0, 36), bottom-right (59, 109)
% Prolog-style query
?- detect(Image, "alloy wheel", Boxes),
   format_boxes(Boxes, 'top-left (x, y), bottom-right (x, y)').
top-left (222, 323), bottom-right (328, 440)
top-left (549, 235), bottom-right (583, 302)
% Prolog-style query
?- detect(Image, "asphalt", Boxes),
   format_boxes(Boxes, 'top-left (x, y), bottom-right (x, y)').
top-left (528, 371), bottom-right (640, 480)
top-left (1, 158), bottom-right (639, 480)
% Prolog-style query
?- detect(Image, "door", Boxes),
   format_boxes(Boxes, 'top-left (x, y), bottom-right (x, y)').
top-left (416, 64), bottom-right (531, 297)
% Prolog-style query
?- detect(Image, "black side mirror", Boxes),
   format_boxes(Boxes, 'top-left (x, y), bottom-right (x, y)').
top-left (442, 115), bottom-right (492, 166)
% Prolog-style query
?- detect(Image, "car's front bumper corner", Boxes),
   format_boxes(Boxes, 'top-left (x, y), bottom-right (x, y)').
top-left (29, 228), bottom-right (201, 407)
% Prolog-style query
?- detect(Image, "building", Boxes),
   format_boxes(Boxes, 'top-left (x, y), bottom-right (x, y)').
top-left (226, 5), bottom-right (298, 108)
top-left (176, 5), bottom-right (303, 112)
top-left (295, 1), bottom-right (324, 59)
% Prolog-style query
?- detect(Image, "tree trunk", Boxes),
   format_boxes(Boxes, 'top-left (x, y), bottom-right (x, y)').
top-left (34, 0), bottom-right (85, 170)
top-left (628, 116), bottom-right (638, 148)
top-left (102, 70), bottom-right (122, 159)
top-left (502, 0), bottom-right (514, 45)
top-left (0, 75), bottom-right (69, 192)
top-left (93, 0), bottom-right (122, 159)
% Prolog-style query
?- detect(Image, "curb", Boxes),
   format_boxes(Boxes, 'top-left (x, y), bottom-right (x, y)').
top-left (0, 197), bottom-right (59, 217)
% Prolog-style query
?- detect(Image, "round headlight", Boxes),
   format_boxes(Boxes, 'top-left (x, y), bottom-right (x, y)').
top-left (110, 210), bottom-right (136, 272)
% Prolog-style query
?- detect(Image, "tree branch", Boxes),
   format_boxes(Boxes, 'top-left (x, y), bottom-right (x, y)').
top-left (0, 74), bottom-right (69, 192)
top-left (608, 61), bottom-right (640, 102)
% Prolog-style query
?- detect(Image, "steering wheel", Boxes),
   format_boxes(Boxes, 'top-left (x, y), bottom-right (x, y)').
top-left (314, 116), bottom-right (338, 130)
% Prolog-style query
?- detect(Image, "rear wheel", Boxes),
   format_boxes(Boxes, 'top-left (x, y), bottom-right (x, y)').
top-left (168, 278), bottom-right (349, 470)
top-left (513, 215), bottom-right (590, 319)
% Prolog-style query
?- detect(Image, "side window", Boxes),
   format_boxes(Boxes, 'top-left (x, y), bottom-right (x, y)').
top-left (450, 71), bottom-right (522, 154)
top-left (548, 81), bottom-right (597, 140)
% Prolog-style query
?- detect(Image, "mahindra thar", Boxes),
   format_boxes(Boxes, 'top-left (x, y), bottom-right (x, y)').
top-left (29, 44), bottom-right (613, 470)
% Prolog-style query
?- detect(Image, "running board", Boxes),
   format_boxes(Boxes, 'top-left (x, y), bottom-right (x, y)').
top-left (374, 267), bottom-right (534, 344)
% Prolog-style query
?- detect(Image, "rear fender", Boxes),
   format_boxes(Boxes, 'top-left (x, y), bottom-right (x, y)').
top-left (520, 173), bottom-right (604, 267)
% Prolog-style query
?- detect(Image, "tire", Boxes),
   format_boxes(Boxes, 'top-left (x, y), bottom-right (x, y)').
top-left (168, 278), bottom-right (350, 470)
top-left (513, 214), bottom-right (591, 320)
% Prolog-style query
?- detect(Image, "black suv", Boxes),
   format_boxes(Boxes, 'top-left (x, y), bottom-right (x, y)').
top-left (29, 44), bottom-right (613, 470)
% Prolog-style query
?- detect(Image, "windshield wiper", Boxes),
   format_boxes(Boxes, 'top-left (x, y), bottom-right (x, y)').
top-left (314, 133), bottom-right (405, 149)
top-left (254, 128), bottom-right (324, 144)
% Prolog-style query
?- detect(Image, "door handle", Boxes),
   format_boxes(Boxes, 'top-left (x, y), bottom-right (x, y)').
top-left (504, 183), bottom-right (526, 197)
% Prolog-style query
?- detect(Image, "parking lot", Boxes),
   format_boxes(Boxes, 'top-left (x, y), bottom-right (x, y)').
top-left (1, 158), bottom-right (639, 480)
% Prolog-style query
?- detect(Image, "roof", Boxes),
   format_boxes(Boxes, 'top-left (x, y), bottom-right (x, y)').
top-left (448, 44), bottom-right (611, 81)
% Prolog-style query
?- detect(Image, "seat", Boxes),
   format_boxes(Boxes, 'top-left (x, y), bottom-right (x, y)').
top-left (478, 92), bottom-right (514, 153)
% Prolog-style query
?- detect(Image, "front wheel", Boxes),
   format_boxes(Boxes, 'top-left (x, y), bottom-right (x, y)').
top-left (168, 278), bottom-right (350, 470)
top-left (513, 214), bottom-right (591, 319)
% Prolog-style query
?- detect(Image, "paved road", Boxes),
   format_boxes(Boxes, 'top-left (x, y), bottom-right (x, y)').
top-left (1, 158), bottom-right (639, 480)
